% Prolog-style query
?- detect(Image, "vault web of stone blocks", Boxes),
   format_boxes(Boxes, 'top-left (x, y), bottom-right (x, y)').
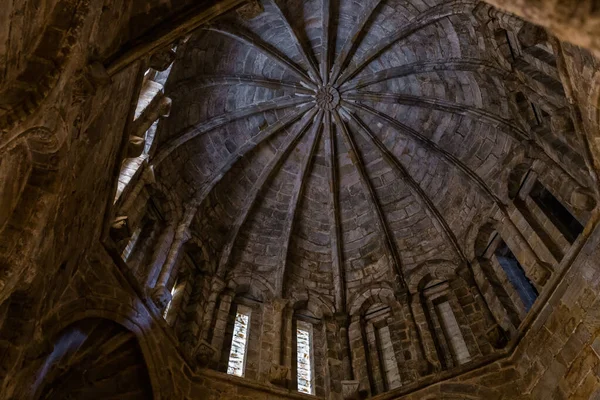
top-left (150, 0), bottom-right (550, 312)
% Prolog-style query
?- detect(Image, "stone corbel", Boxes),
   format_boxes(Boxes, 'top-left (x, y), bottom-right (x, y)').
top-left (151, 285), bottom-right (173, 310)
top-left (269, 364), bottom-right (290, 387)
top-left (485, 324), bottom-right (510, 349)
top-left (210, 276), bottom-right (227, 293)
top-left (126, 135), bottom-right (146, 158)
top-left (236, 0), bottom-right (264, 20)
top-left (130, 94), bottom-right (172, 139)
top-left (86, 61), bottom-right (112, 88)
top-left (471, 2), bottom-right (496, 26)
top-left (72, 61), bottom-right (112, 104)
top-left (516, 22), bottom-right (548, 49)
top-left (149, 48), bottom-right (177, 72)
top-left (571, 188), bottom-right (596, 211)
top-left (341, 380), bottom-right (360, 400)
top-left (194, 340), bottom-right (217, 367)
top-left (110, 216), bottom-right (131, 242)
top-left (550, 108), bottom-right (575, 135)
top-left (416, 358), bottom-right (435, 376)
top-left (531, 262), bottom-right (552, 287)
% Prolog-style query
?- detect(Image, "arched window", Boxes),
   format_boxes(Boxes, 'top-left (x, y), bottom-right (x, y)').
top-left (508, 165), bottom-right (584, 263)
top-left (420, 281), bottom-right (471, 369)
top-left (479, 229), bottom-right (538, 314)
top-left (493, 28), bottom-right (517, 62)
top-left (514, 92), bottom-right (542, 129)
top-left (215, 291), bottom-right (263, 379)
top-left (296, 320), bottom-right (315, 394)
top-left (529, 181), bottom-right (584, 243)
top-left (363, 303), bottom-right (401, 393)
top-left (493, 238), bottom-right (538, 311)
top-left (291, 308), bottom-right (324, 396)
top-left (226, 304), bottom-right (252, 377)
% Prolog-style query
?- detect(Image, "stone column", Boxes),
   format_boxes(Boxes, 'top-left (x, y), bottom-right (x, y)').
top-left (119, 165), bottom-right (155, 215)
top-left (335, 313), bottom-right (353, 381)
top-left (348, 315), bottom-right (369, 397)
top-left (151, 206), bottom-right (196, 309)
top-left (267, 298), bottom-right (290, 387)
top-left (409, 295), bottom-right (441, 373)
top-left (200, 277), bottom-right (226, 341)
top-left (500, 210), bottom-right (552, 288)
top-left (364, 323), bottom-right (384, 394)
top-left (281, 305), bottom-right (294, 376)
top-left (193, 276), bottom-right (225, 368)
top-left (399, 291), bottom-right (432, 378)
top-left (144, 221), bottom-right (176, 288)
top-left (271, 298), bottom-right (288, 366)
top-left (321, 316), bottom-right (341, 399)
top-left (210, 288), bottom-right (235, 364)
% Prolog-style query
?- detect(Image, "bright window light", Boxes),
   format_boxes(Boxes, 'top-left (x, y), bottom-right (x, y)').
top-left (297, 321), bottom-right (314, 394)
top-left (227, 307), bottom-right (251, 377)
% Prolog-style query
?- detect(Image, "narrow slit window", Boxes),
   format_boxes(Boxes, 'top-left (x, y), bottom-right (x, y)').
top-left (436, 301), bottom-right (471, 365)
top-left (495, 241), bottom-right (538, 311)
top-left (296, 321), bottom-right (314, 394)
top-left (227, 306), bottom-right (251, 377)
top-left (162, 283), bottom-right (178, 319)
top-left (529, 181), bottom-right (583, 243)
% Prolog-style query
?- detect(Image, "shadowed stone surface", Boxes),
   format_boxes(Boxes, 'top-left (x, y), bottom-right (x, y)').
top-left (2, 0), bottom-right (600, 399)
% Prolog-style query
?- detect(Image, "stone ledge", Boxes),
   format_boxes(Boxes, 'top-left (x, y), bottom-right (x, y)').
top-left (195, 369), bottom-right (322, 400)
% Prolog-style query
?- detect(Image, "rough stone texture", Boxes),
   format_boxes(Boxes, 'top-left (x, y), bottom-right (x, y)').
top-left (2, 0), bottom-right (600, 399)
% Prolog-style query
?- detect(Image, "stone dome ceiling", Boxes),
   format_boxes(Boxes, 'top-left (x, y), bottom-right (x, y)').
top-left (152, 0), bottom-right (521, 307)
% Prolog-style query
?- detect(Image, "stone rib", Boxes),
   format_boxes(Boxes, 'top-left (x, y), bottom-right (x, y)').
top-left (343, 100), bottom-right (503, 204)
top-left (216, 108), bottom-right (320, 278)
top-left (340, 59), bottom-right (509, 92)
top-left (191, 103), bottom-right (314, 208)
top-left (320, 0), bottom-right (332, 85)
top-left (279, 111), bottom-right (324, 296)
top-left (151, 96), bottom-right (310, 166)
top-left (170, 75), bottom-right (314, 96)
top-left (269, 0), bottom-right (322, 84)
top-left (332, 109), bottom-right (406, 286)
top-left (335, 0), bottom-right (477, 85)
top-left (342, 108), bottom-right (469, 264)
top-left (329, 0), bottom-right (383, 84)
top-left (346, 92), bottom-right (529, 141)
top-left (324, 112), bottom-right (346, 311)
top-left (206, 26), bottom-right (317, 89)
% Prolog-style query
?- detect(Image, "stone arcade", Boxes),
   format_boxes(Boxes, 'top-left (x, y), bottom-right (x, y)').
top-left (2, 0), bottom-right (600, 399)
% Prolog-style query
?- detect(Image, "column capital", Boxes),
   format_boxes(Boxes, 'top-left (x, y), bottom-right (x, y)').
top-left (334, 311), bottom-right (350, 326)
top-left (150, 285), bottom-right (172, 310)
top-left (194, 340), bottom-right (217, 367)
top-left (341, 380), bottom-right (360, 400)
top-left (270, 297), bottom-right (289, 312)
top-left (268, 364), bottom-right (290, 387)
top-left (210, 276), bottom-right (226, 292)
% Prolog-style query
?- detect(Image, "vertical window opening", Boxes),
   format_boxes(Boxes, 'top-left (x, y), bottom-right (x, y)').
top-left (435, 301), bottom-right (471, 365)
top-left (296, 320), bottom-right (314, 394)
top-left (377, 325), bottom-right (401, 390)
top-left (162, 282), bottom-right (178, 319)
top-left (529, 181), bottom-right (583, 243)
top-left (227, 306), bottom-right (251, 377)
top-left (495, 241), bottom-right (538, 311)
top-left (121, 225), bottom-right (142, 261)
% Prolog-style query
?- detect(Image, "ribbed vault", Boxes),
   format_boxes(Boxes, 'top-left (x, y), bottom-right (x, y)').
top-left (152, 0), bottom-right (525, 309)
